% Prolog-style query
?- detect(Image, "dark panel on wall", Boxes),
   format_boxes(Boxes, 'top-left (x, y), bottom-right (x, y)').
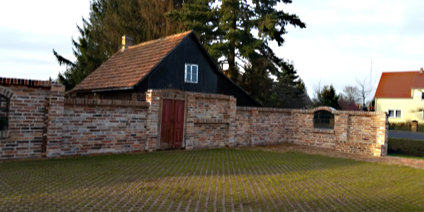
top-left (146, 36), bottom-right (218, 93)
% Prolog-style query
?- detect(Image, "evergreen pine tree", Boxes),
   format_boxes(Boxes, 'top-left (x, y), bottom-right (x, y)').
top-left (171, 0), bottom-right (308, 107)
top-left (54, 0), bottom-right (186, 90)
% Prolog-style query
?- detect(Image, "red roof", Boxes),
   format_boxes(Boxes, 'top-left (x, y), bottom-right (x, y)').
top-left (374, 71), bottom-right (424, 98)
top-left (72, 31), bottom-right (192, 92)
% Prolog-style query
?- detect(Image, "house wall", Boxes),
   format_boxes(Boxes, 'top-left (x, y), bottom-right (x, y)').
top-left (0, 79), bottom-right (388, 159)
top-left (375, 95), bottom-right (424, 123)
top-left (146, 36), bottom-right (218, 94)
top-left (135, 34), bottom-right (260, 107)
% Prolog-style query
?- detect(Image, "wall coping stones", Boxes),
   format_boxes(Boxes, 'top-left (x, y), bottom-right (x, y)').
top-left (65, 98), bottom-right (150, 108)
top-left (237, 106), bottom-right (292, 113)
top-left (0, 77), bottom-right (52, 88)
top-left (237, 105), bottom-right (386, 116)
top-left (188, 91), bottom-right (235, 101)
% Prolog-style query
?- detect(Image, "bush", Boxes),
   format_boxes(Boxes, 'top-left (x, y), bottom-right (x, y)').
top-left (388, 138), bottom-right (424, 157)
top-left (388, 122), bottom-right (424, 132)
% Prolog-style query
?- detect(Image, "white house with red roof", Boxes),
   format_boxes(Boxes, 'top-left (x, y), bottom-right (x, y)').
top-left (374, 68), bottom-right (424, 123)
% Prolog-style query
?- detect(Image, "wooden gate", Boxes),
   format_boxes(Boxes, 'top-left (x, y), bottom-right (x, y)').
top-left (160, 99), bottom-right (185, 149)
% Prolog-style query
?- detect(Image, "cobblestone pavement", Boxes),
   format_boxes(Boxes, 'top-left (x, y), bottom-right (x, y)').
top-left (1, 148), bottom-right (424, 211)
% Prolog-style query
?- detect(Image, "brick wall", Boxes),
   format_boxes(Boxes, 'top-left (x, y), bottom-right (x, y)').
top-left (183, 91), bottom-right (387, 156)
top-left (184, 92), bottom-right (236, 149)
top-left (46, 82), bottom-right (65, 157)
top-left (0, 78), bottom-right (154, 159)
top-left (0, 79), bottom-right (388, 159)
top-left (235, 107), bottom-right (294, 147)
top-left (235, 106), bottom-right (388, 156)
top-left (0, 78), bottom-right (51, 159)
top-left (54, 99), bottom-right (150, 157)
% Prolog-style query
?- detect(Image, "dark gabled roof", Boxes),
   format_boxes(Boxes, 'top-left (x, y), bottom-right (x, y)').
top-left (72, 31), bottom-right (192, 92)
top-left (70, 30), bottom-right (261, 106)
top-left (374, 71), bottom-right (424, 98)
top-left (337, 99), bottom-right (360, 111)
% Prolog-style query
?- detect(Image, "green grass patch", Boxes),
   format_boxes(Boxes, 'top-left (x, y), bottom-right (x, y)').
top-left (0, 149), bottom-right (424, 211)
top-left (388, 138), bottom-right (424, 157)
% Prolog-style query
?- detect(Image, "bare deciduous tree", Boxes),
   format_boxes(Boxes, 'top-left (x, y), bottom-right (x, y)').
top-left (341, 86), bottom-right (360, 103)
top-left (356, 78), bottom-right (372, 109)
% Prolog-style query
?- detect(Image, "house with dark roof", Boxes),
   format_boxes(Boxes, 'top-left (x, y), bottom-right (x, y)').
top-left (337, 99), bottom-right (360, 111)
top-left (70, 31), bottom-right (260, 107)
top-left (374, 68), bottom-right (424, 123)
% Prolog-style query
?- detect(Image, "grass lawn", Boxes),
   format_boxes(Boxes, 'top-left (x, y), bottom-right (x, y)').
top-left (1, 149), bottom-right (424, 211)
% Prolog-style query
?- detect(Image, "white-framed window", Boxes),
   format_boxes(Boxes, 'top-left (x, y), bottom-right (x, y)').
top-left (184, 64), bottom-right (198, 84)
top-left (388, 109), bottom-right (401, 118)
top-left (421, 90), bottom-right (424, 99)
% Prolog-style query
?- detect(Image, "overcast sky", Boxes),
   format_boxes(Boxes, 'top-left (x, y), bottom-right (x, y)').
top-left (1, 0), bottom-right (423, 100)
top-left (0, 0), bottom-right (90, 80)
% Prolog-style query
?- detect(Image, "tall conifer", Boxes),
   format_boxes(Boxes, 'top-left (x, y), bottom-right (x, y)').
top-left (54, 0), bottom-right (186, 90)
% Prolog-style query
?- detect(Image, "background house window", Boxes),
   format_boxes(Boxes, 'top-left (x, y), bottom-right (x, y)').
top-left (395, 110), bottom-right (401, 118)
top-left (388, 109), bottom-right (401, 118)
top-left (388, 110), bottom-right (394, 117)
top-left (0, 94), bottom-right (9, 131)
top-left (422, 90), bottom-right (424, 99)
top-left (185, 64), bottom-right (198, 83)
top-left (313, 110), bottom-right (334, 129)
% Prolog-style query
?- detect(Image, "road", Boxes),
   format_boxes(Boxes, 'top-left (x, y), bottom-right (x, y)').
top-left (388, 130), bottom-right (424, 140)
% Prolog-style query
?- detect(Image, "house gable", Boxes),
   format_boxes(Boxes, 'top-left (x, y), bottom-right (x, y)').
top-left (140, 34), bottom-right (218, 94)
top-left (71, 31), bottom-right (260, 106)
top-left (71, 31), bottom-right (191, 93)
top-left (375, 71), bottom-right (424, 99)
top-left (136, 33), bottom-right (260, 106)
top-left (374, 70), bottom-right (424, 123)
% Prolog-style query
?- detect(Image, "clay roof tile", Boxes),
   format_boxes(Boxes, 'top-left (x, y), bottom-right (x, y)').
top-left (374, 71), bottom-right (424, 98)
top-left (72, 31), bottom-right (192, 92)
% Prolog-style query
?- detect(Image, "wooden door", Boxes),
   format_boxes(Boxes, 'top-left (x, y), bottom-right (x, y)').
top-left (160, 99), bottom-right (185, 149)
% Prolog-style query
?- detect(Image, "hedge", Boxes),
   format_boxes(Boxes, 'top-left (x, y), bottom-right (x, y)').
top-left (388, 138), bottom-right (424, 157)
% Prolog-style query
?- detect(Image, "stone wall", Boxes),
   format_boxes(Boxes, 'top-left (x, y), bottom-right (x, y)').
top-left (0, 78), bottom-right (52, 159)
top-left (235, 107), bottom-right (294, 147)
top-left (0, 78), bottom-right (388, 159)
top-left (50, 99), bottom-right (150, 157)
top-left (182, 91), bottom-right (387, 156)
top-left (0, 78), bottom-right (154, 159)
top-left (235, 106), bottom-right (388, 156)
top-left (184, 92), bottom-right (236, 149)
